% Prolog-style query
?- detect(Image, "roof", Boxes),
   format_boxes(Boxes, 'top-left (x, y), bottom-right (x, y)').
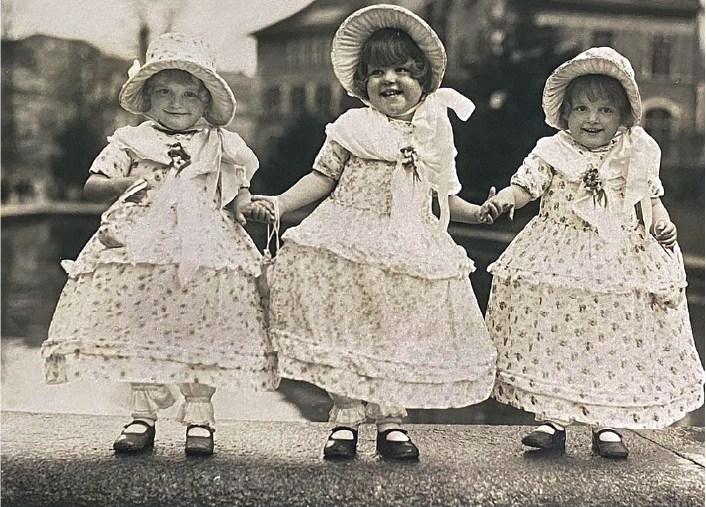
top-left (526, 0), bottom-right (702, 17)
top-left (252, 0), bottom-right (367, 38)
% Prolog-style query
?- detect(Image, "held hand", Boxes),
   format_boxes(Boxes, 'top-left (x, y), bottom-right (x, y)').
top-left (243, 196), bottom-right (276, 224)
top-left (233, 197), bottom-right (251, 226)
top-left (653, 219), bottom-right (677, 249)
top-left (479, 187), bottom-right (515, 224)
top-left (478, 187), bottom-right (497, 224)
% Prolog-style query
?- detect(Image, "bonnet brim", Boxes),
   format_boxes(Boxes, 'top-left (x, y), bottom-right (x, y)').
top-left (118, 34), bottom-right (236, 127)
top-left (543, 47), bottom-right (642, 130)
top-left (331, 5), bottom-right (447, 100)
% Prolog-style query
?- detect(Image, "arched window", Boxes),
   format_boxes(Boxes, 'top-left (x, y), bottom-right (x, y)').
top-left (644, 108), bottom-right (673, 159)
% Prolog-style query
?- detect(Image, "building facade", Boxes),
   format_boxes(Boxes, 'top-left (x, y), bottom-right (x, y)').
top-left (251, 0), bottom-right (426, 162)
top-left (429, 0), bottom-right (704, 172)
top-left (253, 0), bottom-right (703, 184)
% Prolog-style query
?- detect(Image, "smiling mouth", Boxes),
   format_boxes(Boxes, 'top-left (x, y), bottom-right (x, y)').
top-left (381, 90), bottom-right (401, 98)
top-left (582, 128), bottom-right (603, 134)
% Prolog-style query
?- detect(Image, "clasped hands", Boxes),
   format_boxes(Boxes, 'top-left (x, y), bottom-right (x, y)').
top-left (240, 196), bottom-right (278, 224)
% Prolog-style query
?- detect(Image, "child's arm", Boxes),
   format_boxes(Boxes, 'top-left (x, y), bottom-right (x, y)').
top-left (480, 184), bottom-right (534, 222)
top-left (84, 174), bottom-right (144, 203)
top-left (278, 171), bottom-right (337, 215)
top-left (448, 187), bottom-right (500, 224)
top-left (650, 197), bottom-right (677, 248)
top-left (251, 171), bottom-right (336, 221)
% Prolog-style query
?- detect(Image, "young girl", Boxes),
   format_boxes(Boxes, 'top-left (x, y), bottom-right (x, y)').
top-left (247, 5), bottom-right (498, 460)
top-left (41, 33), bottom-right (277, 455)
top-left (480, 47), bottom-right (704, 458)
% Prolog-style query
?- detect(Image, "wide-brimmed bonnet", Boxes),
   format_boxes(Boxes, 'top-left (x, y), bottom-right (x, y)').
top-left (331, 4), bottom-right (447, 100)
top-left (119, 33), bottom-right (236, 126)
top-left (543, 47), bottom-right (642, 130)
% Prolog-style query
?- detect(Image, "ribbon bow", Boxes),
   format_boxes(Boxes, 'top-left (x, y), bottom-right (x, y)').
top-left (580, 166), bottom-right (608, 208)
top-left (127, 59), bottom-right (141, 79)
top-left (399, 146), bottom-right (421, 182)
top-left (167, 143), bottom-right (192, 174)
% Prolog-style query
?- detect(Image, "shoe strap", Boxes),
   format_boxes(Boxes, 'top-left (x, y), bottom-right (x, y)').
top-left (593, 428), bottom-right (623, 440)
top-left (123, 420), bottom-right (154, 431)
top-left (329, 426), bottom-right (358, 438)
top-left (378, 428), bottom-right (409, 437)
top-left (538, 421), bottom-right (565, 432)
top-left (187, 424), bottom-right (215, 435)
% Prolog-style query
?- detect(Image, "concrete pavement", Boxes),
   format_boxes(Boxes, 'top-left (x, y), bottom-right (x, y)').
top-left (2, 411), bottom-right (704, 507)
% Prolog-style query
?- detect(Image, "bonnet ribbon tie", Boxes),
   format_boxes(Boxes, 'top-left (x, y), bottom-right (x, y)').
top-left (123, 127), bottom-right (224, 285)
top-left (325, 88), bottom-right (475, 231)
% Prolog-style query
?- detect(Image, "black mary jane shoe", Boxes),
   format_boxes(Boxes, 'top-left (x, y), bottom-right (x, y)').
top-left (185, 425), bottom-right (215, 456)
top-left (521, 422), bottom-right (566, 451)
top-left (376, 429), bottom-right (419, 460)
top-left (113, 420), bottom-right (156, 453)
top-left (323, 426), bottom-right (358, 459)
top-left (592, 429), bottom-right (628, 460)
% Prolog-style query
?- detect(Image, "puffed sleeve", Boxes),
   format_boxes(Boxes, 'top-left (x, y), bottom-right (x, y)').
top-left (312, 138), bottom-right (350, 181)
top-left (509, 153), bottom-right (554, 200)
top-left (647, 155), bottom-right (664, 198)
top-left (448, 160), bottom-right (462, 196)
top-left (88, 142), bottom-right (132, 178)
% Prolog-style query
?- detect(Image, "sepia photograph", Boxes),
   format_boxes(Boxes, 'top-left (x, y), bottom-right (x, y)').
top-left (1, 0), bottom-right (704, 505)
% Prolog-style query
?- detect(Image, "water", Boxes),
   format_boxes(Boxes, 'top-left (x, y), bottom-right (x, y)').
top-left (1, 210), bottom-right (703, 426)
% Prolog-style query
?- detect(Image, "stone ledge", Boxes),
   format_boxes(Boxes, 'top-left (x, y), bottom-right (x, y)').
top-left (1, 411), bottom-right (703, 507)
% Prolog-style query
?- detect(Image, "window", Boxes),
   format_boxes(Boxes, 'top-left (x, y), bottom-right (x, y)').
top-left (651, 36), bottom-right (672, 77)
top-left (264, 87), bottom-right (281, 114)
top-left (644, 108), bottom-right (672, 158)
top-left (290, 86), bottom-right (306, 114)
top-left (592, 30), bottom-right (614, 48)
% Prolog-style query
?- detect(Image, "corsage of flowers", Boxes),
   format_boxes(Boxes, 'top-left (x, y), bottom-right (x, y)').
top-left (168, 142), bottom-right (192, 174)
top-left (400, 146), bottom-right (421, 182)
top-left (581, 166), bottom-right (607, 207)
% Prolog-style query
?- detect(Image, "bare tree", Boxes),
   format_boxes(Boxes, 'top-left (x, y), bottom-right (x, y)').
top-left (0, 0), bottom-right (15, 39)
top-left (131, 0), bottom-right (187, 62)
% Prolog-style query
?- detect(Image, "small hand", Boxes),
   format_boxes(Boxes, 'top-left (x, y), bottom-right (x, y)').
top-left (653, 219), bottom-right (677, 249)
top-left (478, 187), bottom-right (497, 224)
top-left (479, 187), bottom-right (515, 224)
top-left (243, 196), bottom-right (276, 224)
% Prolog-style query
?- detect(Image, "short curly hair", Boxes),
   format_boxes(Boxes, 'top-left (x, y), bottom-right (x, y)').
top-left (352, 28), bottom-right (433, 100)
top-left (559, 74), bottom-right (632, 130)
top-left (141, 69), bottom-right (211, 112)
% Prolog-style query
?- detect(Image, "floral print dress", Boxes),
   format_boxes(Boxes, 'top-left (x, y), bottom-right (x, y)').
top-left (269, 119), bottom-right (497, 411)
top-left (42, 123), bottom-right (278, 391)
top-left (486, 131), bottom-right (704, 428)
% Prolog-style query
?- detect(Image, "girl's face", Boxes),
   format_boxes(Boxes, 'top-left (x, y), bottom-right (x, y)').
top-left (366, 60), bottom-right (423, 121)
top-left (146, 70), bottom-right (209, 131)
top-left (565, 91), bottom-right (622, 149)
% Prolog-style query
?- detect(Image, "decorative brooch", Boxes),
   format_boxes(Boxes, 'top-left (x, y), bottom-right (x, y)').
top-left (400, 146), bottom-right (421, 182)
top-left (167, 142), bottom-right (192, 174)
top-left (581, 166), bottom-right (607, 207)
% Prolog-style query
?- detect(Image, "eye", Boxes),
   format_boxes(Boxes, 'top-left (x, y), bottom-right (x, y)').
top-left (156, 88), bottom-right (171, 95)
top-left (600, 107), bottom-right (615, 114)
top-left (573, 105), bottom-right (587, 112)
top-left (368, 68), bottom-right (383, 77)
top-left (395, 67), bottom-right (410, 74)
top-left (184, 90), bottom-right (199, 98)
